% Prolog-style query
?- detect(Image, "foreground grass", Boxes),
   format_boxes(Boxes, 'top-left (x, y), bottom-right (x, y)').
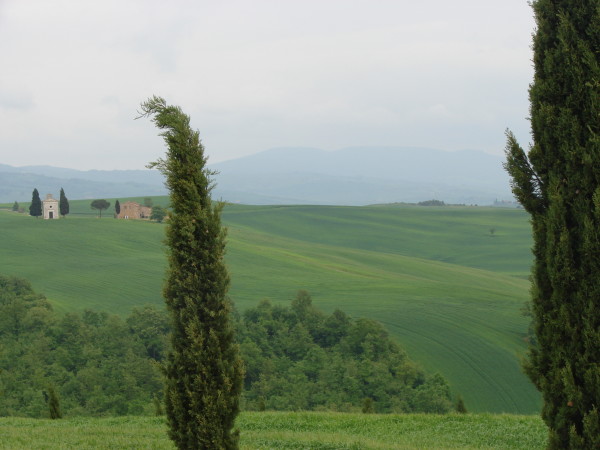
top-left (0, 412), bottom-right (547, 449)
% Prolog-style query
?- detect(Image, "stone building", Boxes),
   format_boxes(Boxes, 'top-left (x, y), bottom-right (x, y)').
top-left (42, 194), bottom-right (59, 219)
top-left (117, 201), bottom-right (152, 219)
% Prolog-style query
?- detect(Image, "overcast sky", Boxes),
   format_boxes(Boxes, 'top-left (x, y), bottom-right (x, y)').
top-left (0, 0), bottom-right (535, 170)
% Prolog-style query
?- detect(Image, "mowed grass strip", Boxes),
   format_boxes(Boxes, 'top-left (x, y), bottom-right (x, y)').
top-left (0, 413), bottom-right (547, 449)
top-left (0, 205), bottom-right (538, 413)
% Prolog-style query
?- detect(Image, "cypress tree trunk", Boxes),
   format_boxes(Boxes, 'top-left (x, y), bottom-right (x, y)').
top-left (139, 96), bottom-right (243, 450)
top-left (505, 1), bottom-right (600, 447)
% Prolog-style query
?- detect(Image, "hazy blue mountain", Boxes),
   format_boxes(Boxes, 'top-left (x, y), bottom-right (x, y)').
top-left (0, 170), bottom-right (167, 202)
top-left (211, 146), bottom-right (507, 188)
top-left (209, 146), bottom-right (513, 205)
top-left (0, 164), bottom-right (165, 185)
top-left (0, 147), bottom-right (513, 205)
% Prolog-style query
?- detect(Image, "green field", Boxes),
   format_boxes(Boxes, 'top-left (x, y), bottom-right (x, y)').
top-left (0, 201), bottom-right (539, 414)
top-left (0, 412), bottom-right (547, 449)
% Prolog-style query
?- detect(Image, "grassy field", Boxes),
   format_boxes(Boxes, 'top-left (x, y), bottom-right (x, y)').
top-left (0, 412), bottom-right (547, 449)
top-left (0, 201), bottom-right (539, 414)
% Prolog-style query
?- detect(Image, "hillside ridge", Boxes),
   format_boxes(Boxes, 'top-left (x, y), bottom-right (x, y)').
top-left (0, 203), bottom-right (538, 414)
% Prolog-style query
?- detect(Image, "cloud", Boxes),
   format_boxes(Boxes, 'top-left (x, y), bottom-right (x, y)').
top-left (0, 0), bottom-right (535, 169)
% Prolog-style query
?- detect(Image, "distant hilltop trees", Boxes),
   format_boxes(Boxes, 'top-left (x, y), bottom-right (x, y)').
top-left (418, 199), bottom-right (446, 206)
top-left (90, 199), bottom-right (110, 218)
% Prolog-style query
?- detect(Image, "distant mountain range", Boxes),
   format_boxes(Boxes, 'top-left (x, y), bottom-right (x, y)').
top-left (0, 147), bottom-right (514, 205)
top-left (0, 164), bottom-right (167, 203)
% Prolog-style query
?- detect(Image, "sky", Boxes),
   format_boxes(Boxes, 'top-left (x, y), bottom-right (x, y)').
top-left (0, 0), bottom-right (535, 171)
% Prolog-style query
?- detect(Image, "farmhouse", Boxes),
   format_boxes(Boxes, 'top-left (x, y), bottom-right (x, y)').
top-left (42, 194), bottom-right (59, 219)
top-left (117, 201), bottom-right (151, 219)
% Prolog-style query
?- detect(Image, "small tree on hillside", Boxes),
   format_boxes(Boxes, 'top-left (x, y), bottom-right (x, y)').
top-left (151, 205), bottom-right (167, 223)
top-left (12, 201), bottom-right (19, 212)
top-left (90, 199), bottom-right (110, 218)
top-left (29, 189), bottom-right (42, 218)
top-left (115, 199), bottom-right (121, 218)
top-left (139, 95), bottom-right (243, 449)
top-left (59, 188), bottom-right (69, 218)
top-left (143, 197), bottom-right (153, 208)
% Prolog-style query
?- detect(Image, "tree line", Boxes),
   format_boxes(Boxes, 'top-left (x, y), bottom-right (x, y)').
top-left (0, 275), bottom-right (165, 417)
top-left (237, 290), bottom-right (454, 414)
top-left (0, 275), bottom-right (456, 418)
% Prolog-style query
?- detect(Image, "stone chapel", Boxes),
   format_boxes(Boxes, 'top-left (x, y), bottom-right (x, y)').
top-left (42, 193), bottom-right (59, 219)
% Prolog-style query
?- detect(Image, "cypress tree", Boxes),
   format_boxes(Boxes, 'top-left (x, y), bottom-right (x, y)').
top-left (504, 1), bottom-right (600, 447)
top-left (361, 398), bottom-right (374, 414)
top-left (455, 395), bottom-right (467, 414)
top-left (139, 96), bottom-right (243, 449)
top-left (12, 201), bottom-right (18, 212)
top-left (153, 394), bottom-right (164, 416)
top-left (59, 187), bottom-right (69, 218)
top-left (29, 188), bottom-right (42, 218)
top-left (47, 386), bottom-right (62, 419)
top-left (115, 199), bottom-right (121, 218)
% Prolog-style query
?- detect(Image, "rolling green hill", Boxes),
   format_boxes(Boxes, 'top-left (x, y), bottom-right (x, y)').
top-left (0, 203), bottom-right (539, 414)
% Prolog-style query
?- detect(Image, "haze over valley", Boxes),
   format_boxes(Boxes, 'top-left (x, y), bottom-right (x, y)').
top-left (0, 146), bottom-right (513, 206)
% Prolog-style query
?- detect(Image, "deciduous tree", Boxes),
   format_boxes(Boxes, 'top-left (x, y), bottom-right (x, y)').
top-left (90, 199), bottom-right (110, 218)
top-left (504, 1), bottom-right (600, 447)
top-left (150, 205), bottom-right (167, 223)
top-left (139, 96), bottom-right (243, 449)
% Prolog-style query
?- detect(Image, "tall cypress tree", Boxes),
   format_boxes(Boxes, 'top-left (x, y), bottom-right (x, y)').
top-left (115, 199), bottom-right (121, 218)
top-left (29, 188), bottom-right (42, 218)
top-left (505, 1), bottom-right (600, 447)
top-left (139, 96), bottom-right (243, 449)
top-left (59, 188), bottom-right (69, 218)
